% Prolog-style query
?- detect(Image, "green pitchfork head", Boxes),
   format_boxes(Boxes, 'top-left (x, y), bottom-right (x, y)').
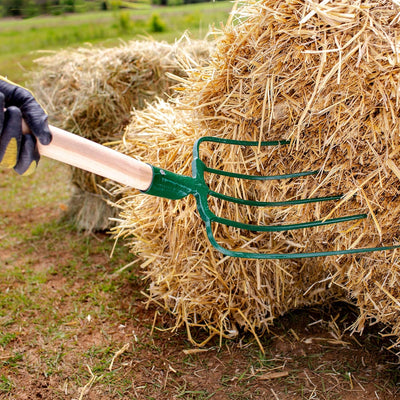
top-left (144, 137), bottom-right (399, 259)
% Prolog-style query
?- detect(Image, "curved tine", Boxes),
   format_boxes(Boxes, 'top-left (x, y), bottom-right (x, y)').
top-left (204, 166), bottom-right (321, 181)
top-left (209, 190), bottom-right (342, 207)
top-left (208, 213), bottom-right (367, 232)
top-left (212, 240), bottom-right (400, 259)
top-left (193, 137), bottom-right (291, 159)
top-left (204, 221), bottom-right (400, 259)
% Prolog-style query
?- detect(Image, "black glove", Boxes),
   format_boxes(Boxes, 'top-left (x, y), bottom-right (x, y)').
top-left (0, 76), bottom-right (52, 175)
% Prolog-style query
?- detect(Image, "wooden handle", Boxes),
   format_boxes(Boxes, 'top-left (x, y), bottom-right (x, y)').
top-left (28, 123), bottom-right (153, 191)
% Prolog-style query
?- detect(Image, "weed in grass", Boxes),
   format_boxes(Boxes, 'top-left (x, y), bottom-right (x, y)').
top-left (1, 353), bottom-right (23, 369)
top-left (177, 390), bottom-right (215, 399)
top-left (42, 350), bottom-right (64, 377)
top-left (116, 10), bottom-right (133, 32)
top-left (148, 13), bottom-right (167, 33)
top-left (253, 351), bottom-right (278, 369)
top-left (0, 333), bottom-right (17, 348)
top-left (0, 375), bottom-right (14, 393)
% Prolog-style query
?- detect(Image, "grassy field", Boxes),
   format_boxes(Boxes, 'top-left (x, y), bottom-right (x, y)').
top-left (0, 2), bottom-right (232, 84)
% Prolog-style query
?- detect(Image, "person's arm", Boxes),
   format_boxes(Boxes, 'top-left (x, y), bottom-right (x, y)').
top-left (0, 76), bottom-right (52, 175)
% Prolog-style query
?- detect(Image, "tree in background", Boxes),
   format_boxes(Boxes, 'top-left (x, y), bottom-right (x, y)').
top-left (2, 0), bottom-right (25, 16)
top-left (0, 0), bottom-right (103, 17)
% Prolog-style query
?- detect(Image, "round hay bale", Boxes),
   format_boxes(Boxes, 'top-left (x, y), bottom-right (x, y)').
top-left (31, 37), bottom-right (213, 231)
top-left (113, 0), bottom-right (400, 351)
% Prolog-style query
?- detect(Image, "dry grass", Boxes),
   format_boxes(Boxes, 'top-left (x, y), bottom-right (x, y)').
top-left (111, 0), bottom-right (400, 354)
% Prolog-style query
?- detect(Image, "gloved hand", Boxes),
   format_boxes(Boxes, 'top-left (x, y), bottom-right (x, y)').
top-left (0, 76), bottom-right (52, 175)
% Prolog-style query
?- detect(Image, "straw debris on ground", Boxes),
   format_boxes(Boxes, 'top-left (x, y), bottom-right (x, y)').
top-left (111, 0), bottom-right (400, 353)
top-left (31, 37), bottom-right (212, 231)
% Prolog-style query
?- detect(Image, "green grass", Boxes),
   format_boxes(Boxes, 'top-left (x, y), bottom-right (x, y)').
top-left (0, 159), bottom-right (70, 213)
top-left (0, 2), bottom-right (232, 84)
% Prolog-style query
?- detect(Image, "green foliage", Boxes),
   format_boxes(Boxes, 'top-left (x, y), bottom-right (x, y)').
top-left (163, 0), bottom-right (183, 5)
top-left (109, 0), bottom-right (122, 10)
top-left (0, 333), bottom-right (17, 348)
top-left (116, 10), bottom-right (133, 32)
top-left (148, 13), bottom-right (167, 33)
top-left (1, 353), bottom-right (23, 369)
top-left (23, 0), bottom-right (39, 17)
top-left (61, 0), bottom-right (76, 13)
top-left (0, 375), bottom-right (14, 393)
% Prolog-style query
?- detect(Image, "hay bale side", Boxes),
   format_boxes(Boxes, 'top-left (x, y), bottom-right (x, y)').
top-left (111, 0), bottom-right (400, 352)
top-left (111, 99), bottom-right (346, 346)
top-left (31, 37), bottom-right (212, 231)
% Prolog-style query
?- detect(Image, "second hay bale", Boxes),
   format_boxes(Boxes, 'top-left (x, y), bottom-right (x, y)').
top-left (32, 38), bottom-right (212, 231)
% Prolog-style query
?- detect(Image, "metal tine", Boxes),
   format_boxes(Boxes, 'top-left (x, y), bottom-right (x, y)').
top-left (205, 226), bottom-right (400, 259)
top-left (195, 137), bottom-right (368, 232)
top-left (192, 137), bottom-right (400, 259)
top-left (205, 166), bottom-right (345, 206)
top-left (209, 191), bottom-right (342, 207)
top-left (198, 136), bottom-right (344, 206)
top-left (206, 209), bottom-right (367, 233)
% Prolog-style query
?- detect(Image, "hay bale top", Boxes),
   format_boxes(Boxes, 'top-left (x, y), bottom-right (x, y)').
top-left (191, 0), bottom-right (400, 142)
top-left (32, 37), bottom-right (212, 141)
